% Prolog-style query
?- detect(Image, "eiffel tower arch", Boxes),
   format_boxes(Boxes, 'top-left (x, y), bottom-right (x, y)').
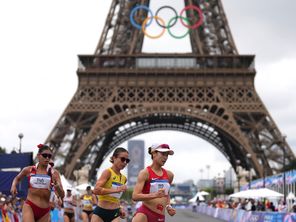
top-left (46, 0), bottom-right (295, 181)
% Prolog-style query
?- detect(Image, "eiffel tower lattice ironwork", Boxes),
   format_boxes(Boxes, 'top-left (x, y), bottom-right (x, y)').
top-left (46, 0), bottom-right (295, 181)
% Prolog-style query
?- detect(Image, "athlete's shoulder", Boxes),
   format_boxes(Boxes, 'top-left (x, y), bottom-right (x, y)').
top-left (166, 169), bottom-right (174, 175)
top-left (101, 168), bottom-right (112, 177)
top-left (22, 166), bottom-right (33, 174)
top-left (138, 167), bottom-right (149, 180)
top-left (140, 167), bottom-right (150, 174)
top-left (166, 169), bottom-right (174, 182)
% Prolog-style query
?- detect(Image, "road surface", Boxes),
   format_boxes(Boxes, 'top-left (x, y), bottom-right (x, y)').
top-left (121, 207), bottom-right (225, 222)
top-left (166, 208), bottom-right (224, 222)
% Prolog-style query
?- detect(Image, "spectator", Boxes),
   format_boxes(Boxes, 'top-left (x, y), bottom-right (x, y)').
top-left (278, 200), bottom-right (287, 212)
top-left (269, 202), bottom-right (275, 212)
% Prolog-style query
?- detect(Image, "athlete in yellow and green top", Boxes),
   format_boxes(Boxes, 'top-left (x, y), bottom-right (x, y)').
top-left (80, 185), bottom-right (97, 222)
top-left (91, 147), bottom-right (129, 222)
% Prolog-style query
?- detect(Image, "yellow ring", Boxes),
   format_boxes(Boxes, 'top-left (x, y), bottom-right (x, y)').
top-left (142, 16), bottom-right (166, 39)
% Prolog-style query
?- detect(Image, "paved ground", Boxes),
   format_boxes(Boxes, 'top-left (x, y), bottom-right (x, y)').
top-left (166, 208), bottom-right (225, 222)
top-left (120, 207), bottom-right (225, 222)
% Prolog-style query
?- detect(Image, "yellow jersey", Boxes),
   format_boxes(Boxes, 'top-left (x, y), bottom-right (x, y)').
top-left (98, 168), bottom-right (126, 203)
top-left (82, 194), bottom-right (93, 211)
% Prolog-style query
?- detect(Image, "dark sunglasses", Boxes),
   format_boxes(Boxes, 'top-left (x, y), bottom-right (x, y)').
top-left (119, 157), bottom-right (130, 163)
top-left (40, 153), bottom-right (52, 159)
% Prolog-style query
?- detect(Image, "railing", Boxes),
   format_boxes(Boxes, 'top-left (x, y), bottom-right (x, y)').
top-left (78, 54), bottom-right (255, 71)
top-left (196, 205), bottom-right (296, 222)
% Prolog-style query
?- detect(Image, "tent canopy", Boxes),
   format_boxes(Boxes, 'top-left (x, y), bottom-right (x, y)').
top-left (60, 175), bottom-right (73, 190)
top-left (60, 175), bottom-right (79, 195)
top-left (229, 188), bottom-right (283, 199)
top-left (76, 183), bottom-right (94, 191)
top-left (188, 191), bottom-right (209, 203)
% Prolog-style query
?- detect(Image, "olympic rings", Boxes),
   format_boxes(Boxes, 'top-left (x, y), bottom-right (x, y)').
top-left (179, 5), bottom-right (203, 29)
top-left (155, 6), bottom-right (178, 29)
top-left (167, 16), bottom-right (191, 39)
top-left (142, 16), bottom-right (166, 39)
top-left (130, 4), bottom-right (204, 39)
top-left (130, 5), bottom-right (153, 30)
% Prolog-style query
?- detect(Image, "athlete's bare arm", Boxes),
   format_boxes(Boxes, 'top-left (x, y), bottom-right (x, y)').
top-left (132, 168), bottom-right (166, 201)
top-left (166, 170), bottom-right (176, 216)
top-left (52, 171), bottom-right (65, 198)
top-left (10, 166), bottom-right (31, 196)
top-left (92, 193), bottom-right (98, 205)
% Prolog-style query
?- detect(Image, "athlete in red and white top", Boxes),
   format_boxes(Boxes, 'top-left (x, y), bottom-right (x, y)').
top-left (10, 144), bottom-right (64, 222)
top-left (63, 188), bottom-right (77, 222)
top-left (132, 144), bottom-right (176, 222)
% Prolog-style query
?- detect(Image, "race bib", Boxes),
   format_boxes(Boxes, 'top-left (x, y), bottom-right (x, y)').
top-left (149, 179), bottom-right (170, 195)
top-left (82, 199), bottom-right (92, 208)
top-left (30, 174), bottom-right (51, 189)
top-left (108, 182), bottom-right (123, 199)
top-left (63, 200), bottom-right (73, 209)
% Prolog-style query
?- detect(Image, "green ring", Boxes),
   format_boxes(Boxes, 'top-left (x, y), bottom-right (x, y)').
top-left (167, 16), bottom-right (191, 39)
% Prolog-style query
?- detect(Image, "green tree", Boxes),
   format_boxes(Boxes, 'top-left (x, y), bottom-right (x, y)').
top-left (225, 187), bottom-right (234, 195)
top-left (283, 159), bottom-right (296, 172)
top-left (0, 146), bottom-right (6, 153)
top-left (203, 187), bottom-right (217, 199)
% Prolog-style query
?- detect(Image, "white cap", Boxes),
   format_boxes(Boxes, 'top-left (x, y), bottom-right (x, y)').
top-left (150, 144), bottom-right (174, 155)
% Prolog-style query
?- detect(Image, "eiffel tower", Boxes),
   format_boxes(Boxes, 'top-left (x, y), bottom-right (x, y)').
top-left (46, 0), bottom-right (295, 181)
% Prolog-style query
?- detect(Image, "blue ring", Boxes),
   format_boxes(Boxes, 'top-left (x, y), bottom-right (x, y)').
top-left (130, 5), bottom-right (154, 30)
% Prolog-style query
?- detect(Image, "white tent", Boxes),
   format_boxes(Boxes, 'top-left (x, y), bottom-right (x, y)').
top-left (60, 175), bottom-right (73, 189)
top-left (189, 193), bottom-right (205, 203)
top-left (287, 192), bottom-right (295, 200)
top-left (229, 189), bottom-right (254, 198)
top-left (199, 191), bottom-right (210, 196)
top-left (229, 188), bottom-right (283, 199)
top-left (188, 191), bottom-right (209, 203)
top-left (60, 175), bottom-right (79, 194)
top-left (76, 183), bottom-right (94, 191)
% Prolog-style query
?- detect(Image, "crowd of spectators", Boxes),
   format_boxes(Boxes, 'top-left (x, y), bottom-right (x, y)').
top-left (0, 191), bottom-right (137, 222)
top-left (0, 192), bottom-right (23, 222)
top-left (204, 198), bottom-right (296, 213)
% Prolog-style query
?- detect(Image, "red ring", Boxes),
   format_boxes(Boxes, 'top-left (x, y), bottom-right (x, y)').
top-left (179, 5), bottom-right (203, 29)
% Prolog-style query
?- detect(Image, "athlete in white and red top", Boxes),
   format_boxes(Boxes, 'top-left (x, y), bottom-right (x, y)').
top-left (10, 144), bottom-right (64, 222)
top-left (132, 144), bottom-right (176, 222)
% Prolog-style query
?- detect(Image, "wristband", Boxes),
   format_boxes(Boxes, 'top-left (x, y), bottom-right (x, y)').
top-left (166, 204), bottom-right (172, 210)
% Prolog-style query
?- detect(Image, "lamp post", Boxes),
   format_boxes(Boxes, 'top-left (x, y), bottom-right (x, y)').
top-left (18, 133), bottom-right (24, 153)
top-left (282, 135), bottom-right (287, 203)
top-left (199, 168), bottom-right (204, 180)
top-left (246, 153), bottom-right (252, 189)
top-left (236, 160), bottom-right (241, 191)
top-left (206, 165), bottom-right (211, 180)
top-left (223, 170), bottom-right (227, 195)
top-left (262, 162), bottom-right (266, 188)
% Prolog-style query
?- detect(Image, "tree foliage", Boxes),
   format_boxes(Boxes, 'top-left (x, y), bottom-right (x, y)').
top-left (0, 146), bottom-right (6, 153)
top-left (283, 159), bottom-right (296, 172)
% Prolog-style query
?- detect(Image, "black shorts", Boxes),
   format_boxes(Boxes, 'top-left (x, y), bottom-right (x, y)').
top-left (93, 206), bottom-right (120, 222)
top-left (64, 211), bottom-right (74, 220)
top-left (82, 209), bottom-right (93, 216)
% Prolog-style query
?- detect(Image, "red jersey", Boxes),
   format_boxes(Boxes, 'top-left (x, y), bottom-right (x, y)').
top-left (142, 166), bottom-right (170, 195)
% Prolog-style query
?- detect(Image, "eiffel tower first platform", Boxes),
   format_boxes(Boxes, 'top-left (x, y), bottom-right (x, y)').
top-left (45, 0), bottom-right (295, 181)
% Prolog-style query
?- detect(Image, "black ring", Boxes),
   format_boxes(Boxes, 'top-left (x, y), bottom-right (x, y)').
top-left (155, 6), bottom-right (178, 29)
